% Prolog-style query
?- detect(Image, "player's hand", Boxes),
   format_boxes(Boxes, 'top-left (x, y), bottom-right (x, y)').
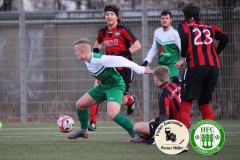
top-left (141, 60), bottom-right (148, 66)
top-left (175, 58), bottom-right (185, 68)
top-left (144, 66), bottom-right (152, 74)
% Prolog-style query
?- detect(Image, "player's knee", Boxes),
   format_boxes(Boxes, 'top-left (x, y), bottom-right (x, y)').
top-left (107, 110), bottom-right (118, 120)
top-left (75, 100), bottom-right (88, 110)
top-left (121, 95), bottom-right (128, 104)
top-left (133, 123), bottom-right (141, 132)
top-left (75, 101), bottom-right (83, 110)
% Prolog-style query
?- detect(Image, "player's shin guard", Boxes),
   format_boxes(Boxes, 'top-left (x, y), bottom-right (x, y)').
top-left (89, 103), bottom-right (100, 123)
top-left (199, 104), bottom-right (214, 120)
top-left (179, 101), bottom-right (192, 128)
top-left (76, 108), bottom-right (89, 129)
top-left (113, 113), bottom-right (135, 137)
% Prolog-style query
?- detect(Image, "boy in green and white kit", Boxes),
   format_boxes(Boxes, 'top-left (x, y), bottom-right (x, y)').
top-left (67, 38), bottom-right (152, 141)
top-left (142, 10), bottom-right (181, 80)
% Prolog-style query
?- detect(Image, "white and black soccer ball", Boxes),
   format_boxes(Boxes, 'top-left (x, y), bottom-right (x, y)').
top-left (57, 115), bottom-right (75, 133)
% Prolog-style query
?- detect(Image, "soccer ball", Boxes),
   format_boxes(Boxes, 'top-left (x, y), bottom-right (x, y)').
top-left (57, 115), bottom-right (75, 133)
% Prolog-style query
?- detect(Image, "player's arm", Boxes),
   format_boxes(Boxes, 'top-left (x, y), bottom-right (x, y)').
top-left (175, 23), bottom-right (188, 68)
top-left (142, 30), bottom-right (158, 66)
top-left (211, 25), bottom-right (229, 55)
top-left (117, 39), bottom-right (141, 57)
top-left (175, 31), bottom-right (181, 53)
top-left (178, 23), bottom-right (189, 58)
top-left (155, 94), bottom-right (170, 123)
top-left (93, 29), bottom-right (103, 53)
top-left (100, 55), bottom-right (151, 74)
top-left (129, 40), bottom-right (141, 54)
top-left (118, 24), bottom-right (141, 56)
top-left (93, 40), bottom-right (102, 53)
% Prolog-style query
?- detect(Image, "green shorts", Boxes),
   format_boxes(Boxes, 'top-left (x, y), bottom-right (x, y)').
top-left (88, 84), bottom-right (124, 105)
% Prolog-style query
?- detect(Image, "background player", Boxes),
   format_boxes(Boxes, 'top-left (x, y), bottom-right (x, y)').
top-left (88, 1), bottom-right (141, 131)
top-left (175, 2), bottom-right (229, 128)
top-left (141, 10), bottom-right (181, 80)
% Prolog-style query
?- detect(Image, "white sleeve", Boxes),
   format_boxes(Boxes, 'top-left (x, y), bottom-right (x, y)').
top-left (99, 55), bottom-right (145, 74)
top-left (144, 30), bottom-right (158, 63)
top-left (175, 32), bottom-right (181, 52)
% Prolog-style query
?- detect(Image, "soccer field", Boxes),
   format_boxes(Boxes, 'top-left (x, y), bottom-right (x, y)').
top-left (0, 121), bottom-right (239, 160)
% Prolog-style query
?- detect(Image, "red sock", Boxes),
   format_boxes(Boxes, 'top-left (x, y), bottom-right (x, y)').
top-left (125, 94), bottom-right (134, 105)
top-left (89, 103), bottom-right (100, 123)
top-left (139, 134), bottom-right (151, 140)
top-left (179, 101), bottom-right (192, 128)
top-left (199, 104), bottom-right (214, 120)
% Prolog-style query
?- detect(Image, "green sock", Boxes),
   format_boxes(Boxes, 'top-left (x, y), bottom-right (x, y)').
top-left (76, 108), bottom-right (89, 129)
top-left (113, 113), bottom-right (135, 137)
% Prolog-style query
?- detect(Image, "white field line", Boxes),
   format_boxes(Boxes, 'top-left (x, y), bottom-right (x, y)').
top-left (0, 132), bottom-right (127, 138)
top-left (0, 125), bottom-right (239, 130)
top-left (0, 131), bottom-right (239, 138)
top-left (0, 132), bottom-right (239, 135)
top-left (0, 126), bottom-right (121, 130)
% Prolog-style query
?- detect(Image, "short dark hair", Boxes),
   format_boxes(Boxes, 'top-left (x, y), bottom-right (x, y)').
top-left (160, 10), bottom-right (172, 18)
top-left (182, 2), bottom-right (200, 18)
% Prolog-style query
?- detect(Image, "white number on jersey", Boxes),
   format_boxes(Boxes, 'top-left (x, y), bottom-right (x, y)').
top-left (193, 28), bottom-right (213, 45)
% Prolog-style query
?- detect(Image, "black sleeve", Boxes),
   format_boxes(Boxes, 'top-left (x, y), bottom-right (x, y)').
top-left (177, 23), bottom-right (189, 58)
top-left (215, 30), bottom-right (229, 55)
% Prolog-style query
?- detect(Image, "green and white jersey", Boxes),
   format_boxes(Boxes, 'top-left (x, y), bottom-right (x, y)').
top-left (85, 53), bottom-right (145, 89)
top-left (144, 27), bottom-right (181, 65)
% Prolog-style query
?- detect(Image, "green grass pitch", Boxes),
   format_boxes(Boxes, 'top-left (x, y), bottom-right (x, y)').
top-left (0, 121), bottom-right (239, 160)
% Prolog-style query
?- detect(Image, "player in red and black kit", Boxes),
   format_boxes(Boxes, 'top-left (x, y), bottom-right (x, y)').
top-left (88, 1), bottom-right (141, 131)
top-left (175, 2), bottom-right (229, 128)
top-left (130, 66), bottom-right (181, 145)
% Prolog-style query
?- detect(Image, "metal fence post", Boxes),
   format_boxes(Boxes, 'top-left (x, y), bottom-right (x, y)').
top-left (19, 0), bottom-right (27, 124)
top-left (141, 0), bottom-right (149, 122)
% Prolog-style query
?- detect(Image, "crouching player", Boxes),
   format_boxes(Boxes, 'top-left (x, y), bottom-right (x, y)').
top-left (130, 66), bottom-right (181, 145)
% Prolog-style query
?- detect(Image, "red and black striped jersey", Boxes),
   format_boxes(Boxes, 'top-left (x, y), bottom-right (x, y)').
top-left (158, 82), bottom-right (181, 120)
top-left (96, 22), bottom-right (138, 61)
top-left (178, 17), bottom-right (229, 68)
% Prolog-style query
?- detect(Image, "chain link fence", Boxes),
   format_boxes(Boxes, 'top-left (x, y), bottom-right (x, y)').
top-left (0, 0), bottom-right (240, 124)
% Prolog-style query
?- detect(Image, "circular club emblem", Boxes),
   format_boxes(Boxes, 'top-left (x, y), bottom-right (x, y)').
top-left (155, 120), bottom-right (189, 155)
top-left (190, 120), bottom-right (225, 155)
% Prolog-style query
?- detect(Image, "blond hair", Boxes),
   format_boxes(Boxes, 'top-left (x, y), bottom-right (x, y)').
top-left (153, 66), bottom-right (170, 83)
top-left (73, 38), bottom-right (91, 52)
top-left (73, 38), bottom-right (91, 45)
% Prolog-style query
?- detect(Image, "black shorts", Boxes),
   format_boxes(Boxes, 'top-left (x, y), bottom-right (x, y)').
top-left (149, 122), bottom-right (160, 137)
top-left (149, 115), bottom-right (169, 136)
top-left (117, 68), bottom-right (134, 95)
top-left (181, 66), bottom-right (219, 104)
